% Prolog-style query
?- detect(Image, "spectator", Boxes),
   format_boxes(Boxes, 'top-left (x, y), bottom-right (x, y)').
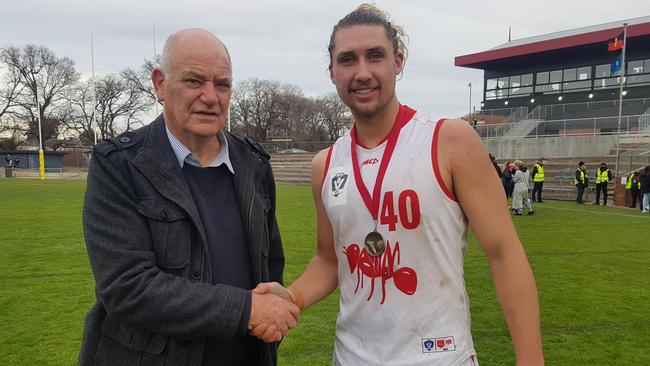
top-left (5, 154), bottom-right (12, 167)
top-left (14, 157), bottom-right (20, 168)
top-left (512, 160), bottom-right (534, 216)
top-left (531, 157), bottom-right (546, 203)
top-left (489, 153), bottom-right (502, 178)
top-left (641, 165), bottom-right (650, 213)
top-left (501, 161), bottom-right (514, 198)
top-left (575, 161), bottom-right (588, 204)
top-left (626, 169), bottom-right (642, 210)
top-left (594, 162), bottom-right (612, 206)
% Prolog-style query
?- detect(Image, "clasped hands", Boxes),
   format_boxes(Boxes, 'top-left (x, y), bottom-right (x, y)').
top-left (248, 282), bottom-right (300, 342)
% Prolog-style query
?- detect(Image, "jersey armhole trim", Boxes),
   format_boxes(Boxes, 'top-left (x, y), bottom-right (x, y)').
top-left (321, 145), bottom-right (334, 191)
top-left (431, 118), bottom-right (458, 202)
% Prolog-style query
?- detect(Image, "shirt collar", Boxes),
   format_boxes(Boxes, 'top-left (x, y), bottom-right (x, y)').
top-left (165, 125), bottom-right (235, 174)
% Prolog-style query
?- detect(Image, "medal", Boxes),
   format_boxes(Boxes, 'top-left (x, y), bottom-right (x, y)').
top-left (364, 226), bottom-right (385, 256)
top-left (350, 105), bottom-right (416, 256)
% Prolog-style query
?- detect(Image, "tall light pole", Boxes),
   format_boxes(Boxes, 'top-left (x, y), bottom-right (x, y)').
top-left (91, 32), bottom-right (98, 145)
top-left (614, 23), bottom-right (628, 178)
top-left (35, 83), bottom-right (45, 180)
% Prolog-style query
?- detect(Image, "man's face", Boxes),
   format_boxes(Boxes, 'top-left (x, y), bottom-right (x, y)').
top-left (329, 25), bottom-right (403, 118)
top-left (152, 38), bottom-right (232, 140)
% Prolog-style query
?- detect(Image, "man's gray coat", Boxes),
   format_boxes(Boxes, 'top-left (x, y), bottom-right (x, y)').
top-left (78, 116), bottom-right (284, 366)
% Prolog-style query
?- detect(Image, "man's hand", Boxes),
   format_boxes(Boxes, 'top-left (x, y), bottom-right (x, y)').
top-left (248, 287), bottom-right (300, 343)
top-left (253, 282), bottom-right (294, 302)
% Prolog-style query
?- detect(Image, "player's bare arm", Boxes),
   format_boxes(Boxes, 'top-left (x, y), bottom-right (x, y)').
top-left (252, 149), bottom-right (339, 311)
top-left (286, 148), bottom-right (340, 308)
top-left (438, 119), bottom-right (544, 366)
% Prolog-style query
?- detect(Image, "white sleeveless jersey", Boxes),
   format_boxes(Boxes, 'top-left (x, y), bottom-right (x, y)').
top-left (322, 110), bottom-right (477, 366)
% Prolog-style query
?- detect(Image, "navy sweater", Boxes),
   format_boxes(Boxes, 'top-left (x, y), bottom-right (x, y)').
top-left (182, 164), bottom-right (256, 365)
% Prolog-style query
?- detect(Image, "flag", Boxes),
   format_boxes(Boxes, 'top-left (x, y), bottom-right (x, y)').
top-left (607, 32), bottom-right (624, 51)
top-left (610, 54), bottom-right (622, 76)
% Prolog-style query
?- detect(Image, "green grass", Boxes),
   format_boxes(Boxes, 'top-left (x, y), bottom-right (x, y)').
top-left (0, 179), bottom-right (649, 365)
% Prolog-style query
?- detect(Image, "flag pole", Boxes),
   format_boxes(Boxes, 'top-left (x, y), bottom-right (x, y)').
top-left (614, 23), bottom-right (628, 178)
top-left (468, 82), bottom-right (472, 121)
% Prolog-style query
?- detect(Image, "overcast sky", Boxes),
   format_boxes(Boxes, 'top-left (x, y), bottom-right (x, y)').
top-left (2, 0), bottom-right (648, 119)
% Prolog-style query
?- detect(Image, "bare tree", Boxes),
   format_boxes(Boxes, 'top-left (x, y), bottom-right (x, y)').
top-left (63, 73), bottom-right (153, 142)
top-left (121, 57), bottom-right (161, 107)
top-left (0, 64), bottom-right (23, 133)
top-left (231, 78), bottom-right (284, 142)
top-left (319, 93), bottom-right (351, 141)
top-left (0, 44), bottom-right (80, 145)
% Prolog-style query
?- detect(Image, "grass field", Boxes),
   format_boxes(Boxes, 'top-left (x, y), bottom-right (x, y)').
top-left (0, 179), bottom-right (649, 365)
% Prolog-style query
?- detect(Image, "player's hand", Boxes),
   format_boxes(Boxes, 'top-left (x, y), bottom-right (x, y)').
top-left (248, 290), bottom-right (299, 343)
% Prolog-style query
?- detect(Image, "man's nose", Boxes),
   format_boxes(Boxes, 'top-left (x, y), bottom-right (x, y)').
top-left (200, 82), bottom-right (219, 106)
top-left (354, 60), bottom-right (372, 82)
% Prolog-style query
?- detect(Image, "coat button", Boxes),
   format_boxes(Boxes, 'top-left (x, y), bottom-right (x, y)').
top-left (161, 210), bottom-right (168, 220)
top-left (119, 136), bottom-right (131, 143)
top-left (191, 272), bottom-right (201, 281)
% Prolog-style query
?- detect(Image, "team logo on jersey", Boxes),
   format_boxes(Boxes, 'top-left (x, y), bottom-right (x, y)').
top-left (331, 172), bottom-right (348, 197)
top-left (421, 337), bottom-right (456, 353)
top-left (343, 240), bottom-right (417, 304)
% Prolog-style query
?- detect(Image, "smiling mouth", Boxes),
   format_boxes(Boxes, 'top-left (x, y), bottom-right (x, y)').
top-left (351, 88), bottom-right (377, 95)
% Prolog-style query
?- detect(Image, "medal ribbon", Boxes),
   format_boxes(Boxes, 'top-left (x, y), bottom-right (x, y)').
top-left (350, 104), bottom-right (416, 222)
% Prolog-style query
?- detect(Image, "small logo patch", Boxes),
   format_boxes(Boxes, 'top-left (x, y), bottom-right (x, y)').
top-left (331, 172), bottom-right (348, 197)
top-left (422, 336), bottom-right (456, 353)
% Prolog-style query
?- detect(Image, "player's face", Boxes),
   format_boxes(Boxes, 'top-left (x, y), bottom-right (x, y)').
top-left (153, 39), bottom-right (232, 140)
top-left (329, 25), bottom-right (403, 119)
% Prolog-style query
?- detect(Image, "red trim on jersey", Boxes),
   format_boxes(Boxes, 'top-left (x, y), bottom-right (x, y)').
top-left (350, 105), bottom-right (417, 220)
top-left (321, 145), bottom-right (334, 191)
top-left (471, 355), bottom-right (478, 366)
top-left (431, 118), bottom-right (458, 202)
top-left (351, 105), bottom-right (416, 149)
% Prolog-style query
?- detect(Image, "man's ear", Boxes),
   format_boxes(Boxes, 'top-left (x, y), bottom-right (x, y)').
top-left (151, 67), bottom-right (166, 102)
top-left (394, 52), bottom-right (404, 76)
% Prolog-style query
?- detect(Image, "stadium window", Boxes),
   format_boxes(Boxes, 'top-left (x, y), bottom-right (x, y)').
top-left (563, 68), bottom-right (577, 81)
top-left (486, 90), bottom-right (497, 100)
top-left (628, 74), bottom-right (650, 85)
top-left (550, 70), bottom-right (562, 83)
top-left (487, 78), bottom-right (497, 90)
top-left (521, 74), bottom-right (533, 86)
top-left (536, 71), bottom-right (549, 84)
top-left (563, 80), bottom-right (591, 91)
top-left (595, 64), bottom-right (610, 78)
top-left (497, 77), bottom-right (509, 89)
top-left (577, 67), bottom-right (591, 80)
top-left (510, 75), bottom-right (521, 94)
top-left (628, 60), bottom-right (644, 75)
top-left (645, 59), bottom-right (650, 73)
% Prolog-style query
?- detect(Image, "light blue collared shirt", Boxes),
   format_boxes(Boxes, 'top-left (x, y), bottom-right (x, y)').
top-left (165, 126), bottom-right (235, 174)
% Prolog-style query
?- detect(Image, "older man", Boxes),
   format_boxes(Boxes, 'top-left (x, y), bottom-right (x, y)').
top-left (78, 28), bottom-right (298, 366)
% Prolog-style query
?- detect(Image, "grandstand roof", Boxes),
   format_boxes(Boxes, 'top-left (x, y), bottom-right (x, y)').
top-left (456, 15), bottom-right (650, 69)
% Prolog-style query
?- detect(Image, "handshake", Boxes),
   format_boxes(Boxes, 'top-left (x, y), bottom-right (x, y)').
top-left (248, 282), bottom-right (304, 342)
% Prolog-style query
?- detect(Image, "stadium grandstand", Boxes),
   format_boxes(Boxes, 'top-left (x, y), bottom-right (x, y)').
top-left (453, 16), bottom-right (650, 204)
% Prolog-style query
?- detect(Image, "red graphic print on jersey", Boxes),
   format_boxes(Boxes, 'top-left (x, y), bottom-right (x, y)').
top-left (343, 241), bottom-right (417, 304)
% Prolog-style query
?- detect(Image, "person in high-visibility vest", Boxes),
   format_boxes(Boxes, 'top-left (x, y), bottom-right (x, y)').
top-left (531, 157), bottom-right (545, 203)
top-left (594, 162), bottom-right (613, 206)
top-left (626, 170), bottom-right (643, 210)
top-left (574, 161), bottom-right (588, 204)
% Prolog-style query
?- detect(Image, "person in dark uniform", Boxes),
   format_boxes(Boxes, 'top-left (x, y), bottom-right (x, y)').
top-left (593, 162), bottom-right (612, 206)
top-left (575, 161), bottom-right (588, 204)
top-left (530, 157), bottom-right (545, 203)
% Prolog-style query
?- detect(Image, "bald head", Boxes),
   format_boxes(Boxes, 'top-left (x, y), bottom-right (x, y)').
top-left (160, 28), bottom-right (231, 75)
